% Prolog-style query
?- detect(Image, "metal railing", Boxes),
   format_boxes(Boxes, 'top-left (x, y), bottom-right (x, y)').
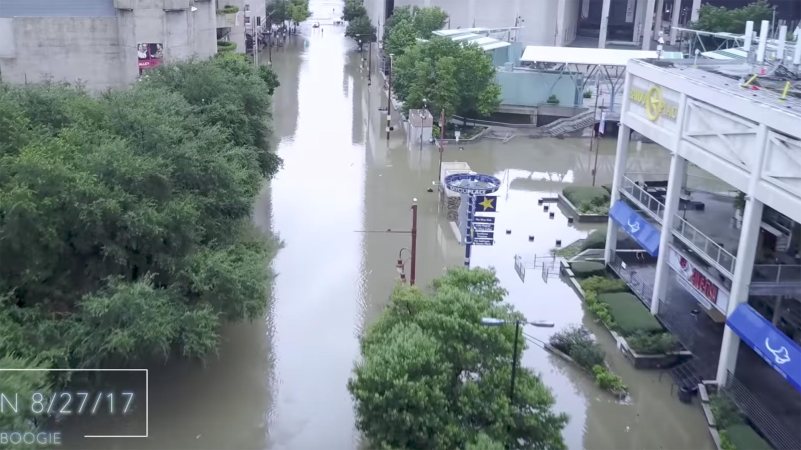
top-left (608, 252), bottom-right (653, 308)
top-left (723, 371), bottom-right (801, 450)
top-left (619, 176), bottom-right (737, 278)
top-left (620, 177), bottom-right (666, 219)
top-left (751, 264), bottom-right (801, 284)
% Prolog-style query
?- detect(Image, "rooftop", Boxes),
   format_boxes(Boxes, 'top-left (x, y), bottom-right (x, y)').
top-left (521, 46), bottom-right (684, 67)
top-left (0, 0), bottom-right (116, 17)
top-left (629, 59), bottom-right (801, 124)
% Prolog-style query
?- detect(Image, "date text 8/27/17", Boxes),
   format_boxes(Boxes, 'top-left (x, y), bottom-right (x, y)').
top-left (0, 392), bottom-right (135, 416)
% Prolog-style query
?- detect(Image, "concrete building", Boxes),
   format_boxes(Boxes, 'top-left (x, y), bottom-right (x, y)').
top-left (0, 0), bottom-right (218, 91)
top-left (603, 45), bottom-right (801, 447)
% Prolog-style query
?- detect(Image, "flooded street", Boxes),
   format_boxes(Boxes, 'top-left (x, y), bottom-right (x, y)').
top-left (63, 3), bottom-right (714, 449)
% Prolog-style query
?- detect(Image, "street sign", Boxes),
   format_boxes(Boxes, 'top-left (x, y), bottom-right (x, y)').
top-left (473, 223), bottom-right (494, 232)
top-left (472, 230), bottom-right (494, 239)
top-left (474, 195), bottom-right (499, 212)
top-left (472, 238), bottom-right (494, 246)
top-left (473, 216), bottom-right (495, 224)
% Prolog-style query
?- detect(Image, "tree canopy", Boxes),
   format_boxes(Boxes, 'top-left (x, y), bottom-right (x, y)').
top-left (266, 0), bottom-right (310, 25)
top-left (342, 0), bottom-right (367, 22)
top-left (392, 37), bottom-right (501, 118)
top-left (348, 268), bottom-right (568, 450)
top-left (0, 53), bottom-right (281, 376)
top-left (691, 0), bottom-right (772, 34)
top-left (346, 15), bottom-right (377, 48)
top-left (383, 6), bottom-right (449, 57)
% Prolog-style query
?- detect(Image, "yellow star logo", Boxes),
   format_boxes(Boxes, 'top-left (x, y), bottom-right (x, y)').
top-left (478, 197), bottom-right (495, 211)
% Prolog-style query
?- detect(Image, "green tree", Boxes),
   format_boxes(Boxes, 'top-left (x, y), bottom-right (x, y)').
top-left (383, 6), bottom-right (448, 56)
top-left (393, 37), bottom-right (500, 119)
top-left (346, 15), bottom-right (377, 49)
top-left (692, 0), bottom-right (772, 34)
top-left (342, 0), bottom-right (367, 22)
top-left (0, 54), bottom-right (281, 372)
top-left (288, 0), bottom-right (311, 25)
top-left (348, 268), bottom-right (568, 450)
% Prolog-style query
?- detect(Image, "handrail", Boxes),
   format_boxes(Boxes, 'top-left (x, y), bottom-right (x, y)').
top-left (620, 176), bottom-right (736, 278)
top-left (751, 264), bottom-right (801, 284)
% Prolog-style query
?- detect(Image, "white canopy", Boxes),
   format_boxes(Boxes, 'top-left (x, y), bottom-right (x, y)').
top-left (520, 45), bottom-right (681, 66)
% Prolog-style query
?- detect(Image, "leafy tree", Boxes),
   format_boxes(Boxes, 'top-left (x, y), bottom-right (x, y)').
top-left (348, 268), bottom-right (568, 450)
top-left (342, 0), bottom-right (367, 22)
top-left (266, 0), bottom-right (290, 24)
top-left (346, 15), bottom-right (377, 50)
top-left (692, 0), bottom-right (772, 34)
top-left (0, 54), bottom-right (281, 373)
top-left (288, 0), bottom-right (311, 25)
top-left (393, 37), bottom-right (500, 119)
top-left (383, 6), bottom-right (448, 56)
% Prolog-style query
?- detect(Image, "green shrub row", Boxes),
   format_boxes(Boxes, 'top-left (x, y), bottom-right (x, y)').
top-left (712, 394), bottom-right (772, 450)
top-left (563, 186), bottom-right (610, 215)
top-left (217, 40), bottom-right (237, 53)
top-left (579, 276), bottom-right (678, 354)
top-left (592, 365), bottom-right (627, 396)
top-left (218, 5), bottom-right (239, 14)
top-left (569, 261), bottom-right (606, 278)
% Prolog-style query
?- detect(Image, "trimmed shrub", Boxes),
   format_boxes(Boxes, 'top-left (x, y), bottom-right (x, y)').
top-left (710, 394), bottom-right (743, 429)
top-left (217, 41), bottom-right (237, 53)
top-left (218, 4), bottom-right (239, 14)
top-left (570, 261), bottom-right (605, 278)
top-left (581, 227), bottom-right (607, 250)
top-left (563, 186), bottom-right (610, 215)
top-left (626, 331), bottom-right (678, 354)
top-left (549, 326), bottom-right (605, 370)
top-left (592, 365), bottom-right (626, 395)
top-left (598, 292), bottom-right (663, 336)
top-left (580, 276), bottom-right (627, 294)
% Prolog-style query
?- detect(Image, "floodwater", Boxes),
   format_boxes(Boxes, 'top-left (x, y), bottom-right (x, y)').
top-left (60, 3), bottom-right (715, 449)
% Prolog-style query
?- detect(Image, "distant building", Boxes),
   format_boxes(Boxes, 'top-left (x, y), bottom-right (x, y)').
top-left (0, 0), bottom-right (218, 91)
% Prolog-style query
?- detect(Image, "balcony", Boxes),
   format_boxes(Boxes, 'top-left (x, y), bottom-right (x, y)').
top-left (618, 176), bottom-right (801, 289)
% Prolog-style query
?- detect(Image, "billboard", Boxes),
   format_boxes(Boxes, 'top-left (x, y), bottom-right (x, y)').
top-left (138, 43), bottom-right (163, 73)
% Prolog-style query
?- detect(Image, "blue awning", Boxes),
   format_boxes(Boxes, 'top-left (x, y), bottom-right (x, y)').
top-left (727, 304), bottom-right (801, 393)
top-left (609, 201), bottom-right (661, 257)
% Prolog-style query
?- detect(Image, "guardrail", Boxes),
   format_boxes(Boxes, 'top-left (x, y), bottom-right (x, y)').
top-left (608, 252), bottom-right (653, 308)
top-left (751, 264), bottom-right (801, 284)
top-left (620, 176), bottom-right (737, 278)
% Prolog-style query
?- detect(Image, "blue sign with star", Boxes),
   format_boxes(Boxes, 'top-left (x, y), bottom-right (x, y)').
top-left (474, 195), bottom-right (498, 213)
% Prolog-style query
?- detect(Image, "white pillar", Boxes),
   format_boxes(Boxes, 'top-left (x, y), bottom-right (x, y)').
top-left (744, 21), bottom-right (754, 52)
top-left (650, 155), bottom-right (687, 314)
top-left (715, 124), bottom-right (768, 386)
top-left (642, 0), bottom-right (657, 49)
top-left (777, 25), bottom-right (788, 61)
top-left (772, 296), bottom-right (783, 325)
top-left (556, 0), bottom-right (567, 46)
top-left (715, 198), bottom-right (763, 385)
top-left (690, 0), bottom-right (701, 23)
top-left (634, 0), bottom-right (647, 45)
top-left (599, 0), bottom-right (612, 48)
top-left (654, 0), bottom-right (664, 38)
top-left (604, 125), bottom-right (632, 265)
top-left (669, 0), bottom-right (682, 45)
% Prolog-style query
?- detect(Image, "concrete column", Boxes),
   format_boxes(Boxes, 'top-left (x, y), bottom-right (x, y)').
top-left (715, 197), bottom-right (763, 385)
top-left (555, 0), bottom-right (567, 46)
top-left (690, 0), bottom-right (701, 22)
top-left (642, 0), bottom-right (657, 49)
top-left (654, 0), bottom-right (664, 38)
top-left (634, 0), bottom-right (647, 45)
top-left (715, 124), bottom-right (769, 386)
top-left (604, 125), bottom-right (632, 265)
top-left (598, 0), bottom-right (612, 48)
top-left (669, 0), bottom-right (682, 45)
top-left (650, 155), bottom-right (687, 314)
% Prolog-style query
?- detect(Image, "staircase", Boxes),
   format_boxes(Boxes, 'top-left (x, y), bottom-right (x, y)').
top-left (530, 110), bottom-right (595, 138)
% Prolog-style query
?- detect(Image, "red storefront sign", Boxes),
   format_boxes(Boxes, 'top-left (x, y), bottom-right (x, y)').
top-left (686, 261), bottom-right (718, 304)
top-left (667, 247), bottom-right (730, 314)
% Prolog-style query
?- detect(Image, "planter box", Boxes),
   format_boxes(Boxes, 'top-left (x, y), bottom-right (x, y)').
top-left (563, 265), bottom-right (690, 370)
top-left (558, 193), bottom-right (608, 223)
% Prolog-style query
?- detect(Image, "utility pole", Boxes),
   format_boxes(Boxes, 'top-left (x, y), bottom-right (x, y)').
top-left (437, 108), bottom-right (446, 185)
top-left (386, 54), bottom-right (394, 142)
top-left (354, 199), bottom-right (418, 285)
top-left (253, 16), bottom-right (258, 67)
top-left (589, 77), bottom-right (601, 186)
top-left (367, 40), bottom-right (372, 85)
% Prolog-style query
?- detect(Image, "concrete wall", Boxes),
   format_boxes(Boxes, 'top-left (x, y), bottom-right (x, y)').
top-left (0, 0), bottom-right (217, 91)
top-left (0, 17), bottom-right (128, 91)
top-left (496, 69), bottom-right (581, 107)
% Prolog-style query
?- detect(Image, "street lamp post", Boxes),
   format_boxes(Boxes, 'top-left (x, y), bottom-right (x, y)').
top-left (354, 198), bottom-right (418, 285)
top-left (437, 108), bottom-right (445, 186)
top-left (480, 317), bottom-right (555, 409)
top-left (387, 53), bottom-right (394, 142)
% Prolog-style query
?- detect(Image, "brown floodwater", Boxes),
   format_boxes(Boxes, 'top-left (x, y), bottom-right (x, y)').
top-left (59, 2), bottom-right (715, 449)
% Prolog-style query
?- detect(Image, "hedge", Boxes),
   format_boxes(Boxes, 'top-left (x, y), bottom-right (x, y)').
top-left (598, 292), bottom-right (664, 336)
top-left (217, 41), bottom-right (237, 53)
top-left (218, 5), bottom-right (240, 14)
top-left (563, 186), bottom-right (610, 215)
top-left (581, 227), bottom-right (607, 251)
top-left (569, 261), bottom-right (606, 278)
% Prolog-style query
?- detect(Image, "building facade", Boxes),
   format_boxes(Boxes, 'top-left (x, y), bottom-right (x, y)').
top-left (0, 0), bottom-right (218, 91)
top-left (604, 57), bottom-right (801, 448)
